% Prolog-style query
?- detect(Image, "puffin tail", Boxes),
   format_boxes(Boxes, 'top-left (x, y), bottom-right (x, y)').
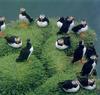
top-left (16, 58), bottom-right (20, 62)
top-left (71, 59), bottom-right (75, 64)
top-left (58, 82), bottom-right (64, 88)
top-left (29, 18), bottom-right (34, 23)
top-left (4, 36), bottom-right (8, 40)
top-left (4, 36), bottom-right (9, 41)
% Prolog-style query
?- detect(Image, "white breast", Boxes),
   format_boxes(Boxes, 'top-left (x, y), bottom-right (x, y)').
top-left (57, 21), bottom-right (63, 28)
top-left (78, 25), bottom-right (88, 33)
top-left (83, 46), bottom-right (87, 57)
top-left (55, 41), bottom-right (68, 50)
top-left (37, 21), bottom-right (48, 27)
top-left (8, 41), bottom-right (22, 48)
top-left (19, 14), bottom-right (29, 23)
top-left (84, 84), bottom-right (96, 90)
top-left (90, 61), bottom-right (96, 75)
top-left (28, 46), bottom-right (34, 59)
top-left (1, 23), bottom-right (6, 31)
top-left (69, 21), bottom-right (75, 31)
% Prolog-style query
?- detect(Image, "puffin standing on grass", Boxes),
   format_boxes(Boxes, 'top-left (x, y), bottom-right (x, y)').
top-left (58, 80), bottom-right (80, 93)
top-left (72, 40), bottom-right (86, 64)
top-left (19, 8), bottom-right (33, 27)
top-left (57, 17), bottom-right (65, 28)
top-left (57, 16), bottom-right (75, 35)
top-left (5, 36), bottom-right (22, 48)
top-left (72, 20), bottom-right (88, 37)
top-left (80, 55), bottom-right (97, 77)
top-left (36, 14), bottom-right (49, 27)
top-left (16, 39), bottom-right (33, 62)
top-left (86, 42), bottom-right (98, 60)
top-left (0, 16), bottom-right (6, 36)
top-left (55, 36), bottom-right (71, 50)
top-left (78, 77), bottom-right (96, 90)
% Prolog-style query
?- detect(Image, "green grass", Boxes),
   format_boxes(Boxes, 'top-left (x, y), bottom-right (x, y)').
top-left (0, 19), bottom-right (98, 95)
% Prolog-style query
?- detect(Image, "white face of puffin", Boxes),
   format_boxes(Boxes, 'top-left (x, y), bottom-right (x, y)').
top-left (0, 16), bottom-right (5, 22)
top-left (20, 8), bottom-right (26, 13)
top-left (57, 39), bottom-right (64, 45)
top-left (67, 16), bottom-right (74, 21)
top-left (81, 20), bottom-right (87, 25)
top-left (39, 14), bottom-right (45, 20)
top-left (15, 37), bottom-right (21, 42)
top-left (72, 80), bottom-right (79, 85)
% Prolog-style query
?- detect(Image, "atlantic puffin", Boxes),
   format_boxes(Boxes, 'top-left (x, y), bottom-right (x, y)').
top-left (78, 77), bottom-right (96, 90)
top-left (72, 40), bottom-right (86, 64)
top-left (36, 14), bottom-right (49, 27)
top-left (58, 80), bottom-right (80, 93)
top-left (57, 16), bottom-right (75, 35)
top-left (55, 36), bottom-right (71, 50)
top-left (16, 39), bottom-right (33, 62)
top-left (80, 55), bottom-right (97, 77)
top-left (72, 20), bottom-right (88, 34)
top-left (19, 8), bottom-right (33, 24)
top-left (5, 36), bottom-right (22, 48)
top-left (0, 16), bottom-right (6, 36)
top-left (57, 17), bottom-right (65, 28)
top-left (86, 42), bottom-right (98, 60)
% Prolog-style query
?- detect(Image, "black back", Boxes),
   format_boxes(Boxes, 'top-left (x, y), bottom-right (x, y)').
top-left (72, 44), bottom-right (84, 63)
top-left (16, 39), bottom-right (32, 62)
top-left (81, 59), bottom-right (94, 76)
top-left (60, 19), bottom-right (73, 33)
top-left (86, 44), bottom-right (97, 60)
top-left (21, 12), bottom-right (33, 23)
top-left (58, 17), bottom-right (65, 23)
top-left (5, 36), bottom-right (19, 44)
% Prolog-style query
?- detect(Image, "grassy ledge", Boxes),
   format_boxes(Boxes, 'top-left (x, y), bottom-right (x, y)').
top-left (0, 18), bottom-right (99, 95)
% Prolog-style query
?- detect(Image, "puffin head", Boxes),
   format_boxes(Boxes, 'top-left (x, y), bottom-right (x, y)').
top-left (67, 16), bottom-right (75, 21)
top-left (59, 17), bottom-right (65, 21)
top-left (81, 19), bottom-right (87, 25)
top-left (79, 40), bottom-right (84, 46)
top-left (90, 55), bottom-right (97, 60)
top-left (57, 38), bottom-right (64, 45)
top-left (0, 16), bottom-right (5, 22)
top-left (39, 14), bottom-right (45, 20)
top-left (20, 8), bottom-right (26, 13)
top-left (15, 37), bottom-right (21, 43)
top-left (27, 38), bottom-right (30, 43)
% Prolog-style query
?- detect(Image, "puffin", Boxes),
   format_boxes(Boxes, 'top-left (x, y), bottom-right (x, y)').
top-left (55, 36), bottom-right (71, 50)
top-left (16, 39), bottom-right (33, 62)
top-left (57, 17), bottom-right (65, 28)
top-left (36, 14), bottom-right (49, 27)
top-left (5, 36), bottom-right (22, 48)
top-left (58, 80), bottom-right (80, 93)
top-left (0, 16), bottom-right (6, 36)
top-left (19, 8), bottom-right (33, 25)
top-left (72, 40), bottom-right (86, 64)
top-left (86, 42), bottom-right (98, 60)
top-left (78, 77), bottom-right (96, 90)
top-left (80, 55), bottom-right (97, 77)
top-left (72, 20), bottom-right (88, 34)
top-left (57, 16), bottom-right (75, 35)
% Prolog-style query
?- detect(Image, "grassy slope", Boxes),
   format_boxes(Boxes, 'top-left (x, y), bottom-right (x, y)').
top-left (0, 19), bottom-right (98, 95)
